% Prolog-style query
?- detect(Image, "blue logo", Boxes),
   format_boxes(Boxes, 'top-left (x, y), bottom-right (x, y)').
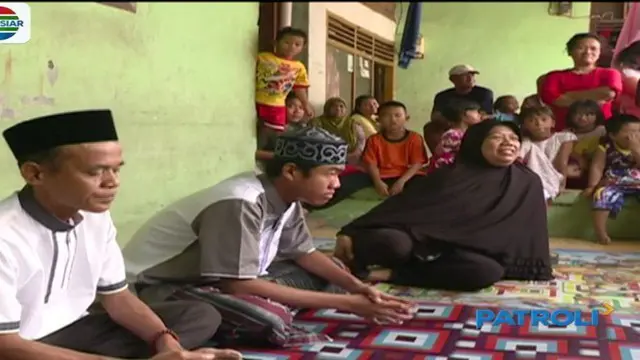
top-left (475, 304), bottom-right (614, 328)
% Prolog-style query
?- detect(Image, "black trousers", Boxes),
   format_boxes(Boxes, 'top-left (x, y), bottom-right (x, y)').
top-left (38, 301), bottom-right (221, 359)
top-left (309, 173), bottom-right (424, 211)
top-left (350, 228), bottom-right (504, 291)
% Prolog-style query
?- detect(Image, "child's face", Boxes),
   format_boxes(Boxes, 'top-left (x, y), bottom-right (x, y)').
top-left (462, 109), bottom-right (483, 126)
top-left (502, 97), bottom-right (520, 114)
top-left (359, 98), bottom-right (379, 117)
top-left (378, 106), bottom-right (407, 133)
top-left (287, 98), bottom-right (305, 124)
top-left (327, 101), bottom-right (347, 118)
top-left (523, 115), bottom-right (554, 140)
top-left (611, 122), bottom-right (640, 149)
top-left (572, 110), bottom-right (597, 130)
top-left (276, 35), bottom-right (305, 59)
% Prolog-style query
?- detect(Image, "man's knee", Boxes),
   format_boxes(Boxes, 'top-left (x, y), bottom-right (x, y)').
top-left (185, 301), bottom-right (222, 328)
top-left (165, 301), bottom-right (221, 341)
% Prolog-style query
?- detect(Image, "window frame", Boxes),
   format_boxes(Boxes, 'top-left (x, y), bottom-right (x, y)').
top-left (325, 12), bottom-right (395, 106)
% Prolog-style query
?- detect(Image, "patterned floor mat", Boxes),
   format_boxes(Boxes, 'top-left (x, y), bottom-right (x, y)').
top-left (239, 302), bottom-right (640, 359)
top-left (314, 238), bottom-right (640, 314)
top-left (236, 242), bottom-right (640, 359)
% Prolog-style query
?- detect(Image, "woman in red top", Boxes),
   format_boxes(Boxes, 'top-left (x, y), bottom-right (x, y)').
top-left (540, 33), bottom-right (623, 131)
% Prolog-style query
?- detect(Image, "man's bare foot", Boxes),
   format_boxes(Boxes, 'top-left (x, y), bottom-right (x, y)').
top-left (596, 233), bottom-right (612, 245)
top-left (367, 268), bottom-right (392, 282)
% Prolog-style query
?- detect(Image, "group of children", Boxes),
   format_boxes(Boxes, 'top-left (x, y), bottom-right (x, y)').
top-left (253, 26), bottom-right (640, 245)
top-left (253, 25), bottom-right (429, 204)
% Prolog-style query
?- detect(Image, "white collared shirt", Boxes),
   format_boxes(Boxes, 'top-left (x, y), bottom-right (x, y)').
top-left (0, 188), bottom-right (128, 340)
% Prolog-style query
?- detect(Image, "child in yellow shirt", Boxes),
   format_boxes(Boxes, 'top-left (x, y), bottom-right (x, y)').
top-left (255, 27), bottom-right (314, 148)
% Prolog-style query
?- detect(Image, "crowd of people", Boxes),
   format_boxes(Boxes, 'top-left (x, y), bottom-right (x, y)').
top-left (255, 28), bottom-right (640, 246)
top-left (0, 25), bottom-right (639, 360)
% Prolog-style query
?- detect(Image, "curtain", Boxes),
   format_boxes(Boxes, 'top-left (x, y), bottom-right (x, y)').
top-left (397, 2), bottom-right (422, 69)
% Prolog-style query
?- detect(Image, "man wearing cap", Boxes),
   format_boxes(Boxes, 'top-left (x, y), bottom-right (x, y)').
top-left (431, 64), bottom-right (494, 122)
top-left (123, 126), bottom-right (414, 328)
top-left (0, 110), bottom-right (241, 360)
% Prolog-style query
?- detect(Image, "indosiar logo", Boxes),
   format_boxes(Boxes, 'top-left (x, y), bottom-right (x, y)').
top-left (0, 3), bottom-right (30, 44)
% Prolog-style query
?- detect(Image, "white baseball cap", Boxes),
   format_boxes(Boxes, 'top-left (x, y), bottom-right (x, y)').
top-left (449, 64), bottom-right (479, 76)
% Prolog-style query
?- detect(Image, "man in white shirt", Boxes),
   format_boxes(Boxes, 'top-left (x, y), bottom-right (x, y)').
top-left (0, 110), bottom-right (241, 360)
top-left (124, 126), bottom-right (414, 325)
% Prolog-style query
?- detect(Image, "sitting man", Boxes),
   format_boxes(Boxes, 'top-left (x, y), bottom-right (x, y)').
top-left (0, 110), bottom-right (241, 360)
top-left (431, 64), bottom-right (494, 122)
top-left (123, 127), bottom-right (414, 341)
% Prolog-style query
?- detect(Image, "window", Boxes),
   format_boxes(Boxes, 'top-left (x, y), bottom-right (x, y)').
top-left (325, 13), bottom-right (395, 110)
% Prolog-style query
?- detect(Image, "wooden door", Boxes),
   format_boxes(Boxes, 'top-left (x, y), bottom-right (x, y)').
top-left (258, 3), bottom-right (280, 53)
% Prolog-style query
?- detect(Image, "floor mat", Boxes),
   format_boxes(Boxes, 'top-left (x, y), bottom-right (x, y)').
top-left (237, 246), bottom-right (640, 358)
top-left (239, 301), bottom-right (640, 359)
top-left (312, 237), bottom-right (640, 314)
top-left (376, 248), bottom-right (640, 315)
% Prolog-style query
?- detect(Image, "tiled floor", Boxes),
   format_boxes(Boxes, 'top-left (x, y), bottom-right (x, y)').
top-left (306, 216), bottom-right (640, 252)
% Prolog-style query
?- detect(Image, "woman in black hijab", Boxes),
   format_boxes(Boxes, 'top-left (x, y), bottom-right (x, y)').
top-left (335, 120), bottom-right (553, 291)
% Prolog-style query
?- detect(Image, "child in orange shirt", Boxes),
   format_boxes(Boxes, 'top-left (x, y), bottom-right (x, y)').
top-left (307, 101), bottom-right (428, 211)
top-left (255, 27), bottom-right (314, 145)
top-left (363, 101), bottom-right (429, 197)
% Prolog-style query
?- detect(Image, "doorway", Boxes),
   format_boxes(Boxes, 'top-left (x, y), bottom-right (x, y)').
top-left (258, 3), bottom-right (281, 53)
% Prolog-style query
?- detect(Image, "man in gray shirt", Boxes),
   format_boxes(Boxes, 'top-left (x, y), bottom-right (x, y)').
top-left (123, 127), bottom-right (413, 324)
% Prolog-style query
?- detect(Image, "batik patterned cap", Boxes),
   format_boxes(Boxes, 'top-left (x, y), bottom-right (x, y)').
top-left (274, 126), bottom-right (348, 166)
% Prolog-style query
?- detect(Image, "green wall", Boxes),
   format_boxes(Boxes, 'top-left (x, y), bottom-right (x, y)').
top-left (396, 2), bottom-right (592, 129)
top-left (0, 3), bottom-right (259, 244)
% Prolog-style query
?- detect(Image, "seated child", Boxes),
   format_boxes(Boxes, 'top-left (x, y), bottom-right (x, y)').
top-left (493, 95), bottom-right (519, 122)
top-left (520, 106), bottom-right (577, 190)
top-left (565, 99), bottom-right (607, 188)
top-left (428, 99), bottom-right (483, 172)
top-left (584, 114), bottom-right (640, 245)
top-left (423, 119), bottom-right (451, 156)
top-left (362, 100), bottom-right (429, 197)
top-left (256, 93), bottom-right (307, 162)
top-left (308, 101), bottom-right (428, 210)
top-left (521, 94), bottom-right (545, 110)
